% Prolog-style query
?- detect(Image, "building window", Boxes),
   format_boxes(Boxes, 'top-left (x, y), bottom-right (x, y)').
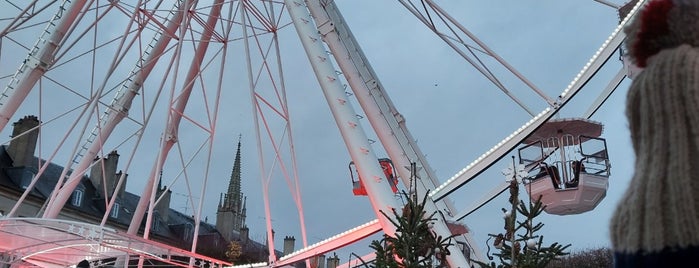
top-left (110, 203), bottom-right (120, 218)
top-left (184, 223), bottom-right (193, 242)
top-left (20, 174), bottom-right (32, 189)
top-left (153, 220), bottom-right (160, 232)
top-left (71, 190), bottom-right (83, 207)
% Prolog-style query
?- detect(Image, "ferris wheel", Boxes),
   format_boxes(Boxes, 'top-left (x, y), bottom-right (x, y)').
top-left (0, 0), bottom-right (643, 267)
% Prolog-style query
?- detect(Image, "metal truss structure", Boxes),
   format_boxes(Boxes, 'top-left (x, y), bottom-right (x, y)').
top-left (0, 0), bottom-right (644, 267)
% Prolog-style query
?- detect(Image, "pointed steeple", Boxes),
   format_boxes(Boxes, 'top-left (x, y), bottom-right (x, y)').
top-left (216, 136), bottom-right (247, 236)
top-left (226, 137), bottom-right (243, 209)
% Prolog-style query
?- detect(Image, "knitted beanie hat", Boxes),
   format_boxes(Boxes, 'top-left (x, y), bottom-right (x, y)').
top-left (610, 0), bottom-right (699, 263)
top-left (623, 0), bottom-right (699, 68)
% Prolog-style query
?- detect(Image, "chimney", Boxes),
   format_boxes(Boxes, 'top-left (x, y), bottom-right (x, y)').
top-left (283, 236), bottom-right (295, 256)
top-left (240, 226), bottom-right (249, 244)
top-left (89, 151), bottom-right (120, 198)
top-left (313, 255), bottom-right (325, 268)
top-left (114, 171), bottom-right (128, 198)
top-left (7, 116), bottom-right (40, 167)
top-left (154, 185), bottom-right (171, 222)
top-left (326, 254), bottom-right (339, 268)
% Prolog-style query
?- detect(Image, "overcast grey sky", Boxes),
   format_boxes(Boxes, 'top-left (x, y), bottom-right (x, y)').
top-left (0, 0), bottom-right (635, 264)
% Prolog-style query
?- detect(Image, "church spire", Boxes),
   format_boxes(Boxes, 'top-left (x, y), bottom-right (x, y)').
top-left (217, 136), bottom-right (246, 235)
top-left (226, 136), bottom-right (243, 209)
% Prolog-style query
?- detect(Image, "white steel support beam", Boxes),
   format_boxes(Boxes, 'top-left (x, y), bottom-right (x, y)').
top-left (284, 0), bottom-right (402, 243)
top-left (584, 67), bottom-right (626, 118)
top-left (0, 0), bottom-right (88, 132)
top-left (43, 3), bottom-right (187, 219)
top-left (420, 0), bottom-right (554, 107)
top-left (453, 181), bottom-right (509, 221)
top-left (397, 0), bottom-right (542, 115)
top-left (594, 0), bottom-right (621, 9)
top-left (305, 1), bottom-right (473, 265)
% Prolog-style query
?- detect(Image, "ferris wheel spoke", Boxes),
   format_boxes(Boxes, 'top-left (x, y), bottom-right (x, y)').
top-left (593, 0), bottom-right (622, 9)
top-left (128, 0), bottom-right (226, 242)
top-left (42, 1), bottom-right (189, 219)
top-left (241, 0), bottom-right (313, 263)
top-left (398, 0), bottom-right (554, 112)
top-left (0, 0), bottom-right (88, 133)
top-left (0, 0), bottom-right (56, 37)
top-left (584, 67), bottom-right (626, 119)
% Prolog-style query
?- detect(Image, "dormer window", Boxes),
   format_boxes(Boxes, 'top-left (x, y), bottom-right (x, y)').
top-left (110, 203), bottom-right (120, 218)
top-left (184, 223), bottom-right (193, 242)
top-left (153, 219), bottom-right (160, 232)
top-left (20, 174), bottom-right (32, 189)
top-left (71, 190), bottom-right (83, 207)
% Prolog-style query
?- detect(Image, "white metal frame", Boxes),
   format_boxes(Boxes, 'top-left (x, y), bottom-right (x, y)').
top-left (0, 0), bottom-right (648, 267)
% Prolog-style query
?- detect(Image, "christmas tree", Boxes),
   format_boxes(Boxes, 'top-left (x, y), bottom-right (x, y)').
top-left (476, 158), bottom-right (570, 268)
top-left (356, 163), bottom-right (453, 268)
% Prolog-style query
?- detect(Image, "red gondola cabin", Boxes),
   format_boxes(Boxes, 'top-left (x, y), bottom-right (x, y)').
top-left (349, 158), bottom-right (398, 196)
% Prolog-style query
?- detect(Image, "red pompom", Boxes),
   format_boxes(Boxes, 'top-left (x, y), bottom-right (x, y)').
top-left (633, 0), bottom-right (674, 67)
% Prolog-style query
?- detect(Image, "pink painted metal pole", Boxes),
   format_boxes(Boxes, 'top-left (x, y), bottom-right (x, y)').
top-left (43, 6), bottom-right (186, 219)
top-left (0, 0), bottom-right (88, 132)
top-left (127, 0), bottom-right (223, 238)
top-left (241, 1), bottom-right (278, 262)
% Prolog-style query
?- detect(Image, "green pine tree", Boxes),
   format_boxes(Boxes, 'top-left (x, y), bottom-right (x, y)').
top-left (355, 163), bottom-right (453, 268)
top-left (357, 190), bottom-right (453, 268)
top-left (476, 179), bottom-right (570, 268)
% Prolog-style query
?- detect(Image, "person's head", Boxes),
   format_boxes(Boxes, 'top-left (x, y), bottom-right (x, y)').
top-left (624, 0), bottom-right (699, 68)
top-left (624, 0), bottom-right (699, 155)
top-left (77, 260), bottom-right (90, 268)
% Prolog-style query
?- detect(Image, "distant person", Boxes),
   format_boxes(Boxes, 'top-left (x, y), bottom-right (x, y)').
top-left (566, 160), bottom-right (585, 188)
top-left (529, 163), bottom-right (560, 189)
top-left (573, 160), bottom-right (585, 173)
top-left (547, 165), bottom-right (561, 189)
top-left (531, 163), bottom-right (549, 180)
top-left (77, 260), bottom-right (90, 268)
top-left (610, 0), bottom-right (699, 266)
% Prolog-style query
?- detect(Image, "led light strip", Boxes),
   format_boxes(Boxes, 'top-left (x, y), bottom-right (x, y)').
top-left (560, 0), bottom-right (646, 99)
top-left (276, 219), bottom-right (379, 262)
top-left (431, 107), bottom-right (551, 196)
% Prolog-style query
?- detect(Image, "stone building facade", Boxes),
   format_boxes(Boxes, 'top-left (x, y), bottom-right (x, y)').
top-left (0, 115), bottom-right (273, 266)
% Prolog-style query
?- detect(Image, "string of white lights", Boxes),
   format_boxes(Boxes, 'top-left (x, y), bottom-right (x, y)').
top-left (276, 219), bottom-right (379, 262)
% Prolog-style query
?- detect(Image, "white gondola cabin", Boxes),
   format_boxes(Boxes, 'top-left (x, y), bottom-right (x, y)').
top-left (519, 118), bottom-right (611, 215)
